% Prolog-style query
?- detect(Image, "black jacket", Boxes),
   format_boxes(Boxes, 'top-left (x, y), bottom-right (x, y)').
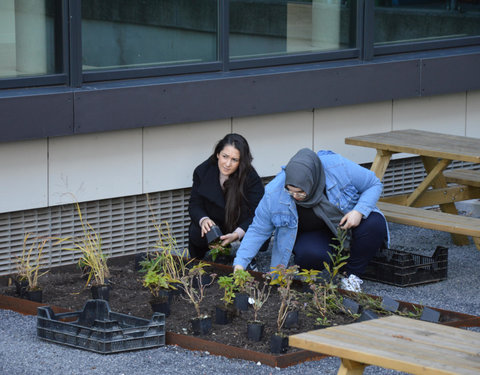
top-left (188, 159), bottom-right (264, 232)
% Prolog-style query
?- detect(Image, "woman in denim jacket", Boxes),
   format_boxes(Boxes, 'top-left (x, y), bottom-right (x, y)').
top-left (233, 148), bottom-right (388, 291)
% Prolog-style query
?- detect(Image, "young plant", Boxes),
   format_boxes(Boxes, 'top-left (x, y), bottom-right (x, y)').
top-left (246, 276), bottom-right (271, 323)
top-left (62, 202), bottom-right (110, 287)
top-left (178, 261), bottom-right (217, 318)
top-left (208, 242), bottom-right (232, 262)
top-left (232, 268), bottom-right (254, 293)
top-left (268, 264), bottom-right (299, 334)
top-left (15, 233), bottom-right (50, 291)
top-left (141, 254), bottom-right (179, 300)
top-left (217, 275), bottom-right (236, 308)
top-left (298, 268), bottom-right (321, 287)
top-left (324, 228), bottom-right (350, 288)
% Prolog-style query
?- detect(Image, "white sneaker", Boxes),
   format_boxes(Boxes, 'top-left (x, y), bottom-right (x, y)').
top-left (340, 274), bottom-right (363, 292)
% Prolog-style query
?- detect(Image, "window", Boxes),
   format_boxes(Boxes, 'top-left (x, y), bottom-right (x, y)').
top-left (0, 0), bottom-right (60, 79)
top-left (81, 0), bottom-right (218, 72)
top-left (375, 1), bottom-right (480, 47)
top-left (229, 0), bottom-right (356, 61)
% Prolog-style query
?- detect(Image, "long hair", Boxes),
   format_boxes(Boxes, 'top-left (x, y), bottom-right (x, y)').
top-left (209, 133), bottom-right (253, 232)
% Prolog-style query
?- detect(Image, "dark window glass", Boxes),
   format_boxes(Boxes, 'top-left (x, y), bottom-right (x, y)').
top-left (81, 0), bottom-right (218, 71)
top-left (0, 0), bottom-right (60, 79)
top-left (229, 0), bottom-right (355, 60)
top-left (375, 0), bottom-right (480, 46)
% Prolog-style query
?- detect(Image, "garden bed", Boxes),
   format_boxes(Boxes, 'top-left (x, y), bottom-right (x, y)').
top-left (1, 255), bottom-right (479, 367)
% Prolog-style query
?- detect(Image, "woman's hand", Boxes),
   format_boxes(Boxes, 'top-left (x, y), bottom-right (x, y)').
top-left (339, 210), bottom-right (362, 229)
top-left (220, 232), bottom-right (239, 247)
top-left (233, 264), bottom-right (244, 273)
top-left (200, 218), bottom-right (216, 237)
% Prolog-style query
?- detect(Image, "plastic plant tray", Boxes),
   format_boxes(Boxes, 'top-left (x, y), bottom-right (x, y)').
top-left (363, 246), bottom-right (448, 287)
top-left (37, 299), bottom-right (165, 354)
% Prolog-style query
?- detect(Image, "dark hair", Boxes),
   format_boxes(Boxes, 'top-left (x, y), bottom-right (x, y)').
top-left (209, 133), bottom-right (253, 232)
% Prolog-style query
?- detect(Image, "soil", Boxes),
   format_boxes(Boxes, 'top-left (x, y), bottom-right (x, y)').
top-left (1, 258), bottom-right (358, 355)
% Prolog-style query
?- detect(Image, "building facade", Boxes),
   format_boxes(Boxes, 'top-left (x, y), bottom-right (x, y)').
top-left (1, 1), bottom-right (480, 274)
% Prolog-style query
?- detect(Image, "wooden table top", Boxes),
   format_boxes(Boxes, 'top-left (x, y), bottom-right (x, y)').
top-left (345, 129), bottom-right (480, 164)
top-left (289, 315), bottom-right (480, 375)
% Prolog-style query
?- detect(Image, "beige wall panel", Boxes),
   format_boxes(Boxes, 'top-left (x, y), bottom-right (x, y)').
top-left (143, 119), bottom-right (231, 192)
top-left (314, 101), bottom-right (392, 164)
top-left (233, 111), bottom-right (313, 177)
top-left (49, 129), bottom-right (143, 205)
top-left (466, 90), bottom-right (480, 139)
top-left (0, 139), bottom-right (47, 213)
top-left (393, 93), bottom-right (466, 136)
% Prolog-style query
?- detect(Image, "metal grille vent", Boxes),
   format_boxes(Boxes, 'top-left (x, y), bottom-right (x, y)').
top-left (0, 190), bottom-right (191, 276)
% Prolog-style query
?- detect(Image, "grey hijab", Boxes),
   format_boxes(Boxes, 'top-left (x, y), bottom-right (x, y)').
top-left (284, 148), bottom-right (344, 236)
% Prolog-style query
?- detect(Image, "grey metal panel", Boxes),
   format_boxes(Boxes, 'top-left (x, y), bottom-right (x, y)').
top-left (0, 92), bottom-right (73, 142)
top-left (74, 60), bottom-right (419, 134)
top-left (421, 52), bottom-right (480, 96)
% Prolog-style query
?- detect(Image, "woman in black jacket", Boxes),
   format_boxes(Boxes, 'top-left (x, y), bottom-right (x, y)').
top-left (188, 133), bottom-right (265, 259)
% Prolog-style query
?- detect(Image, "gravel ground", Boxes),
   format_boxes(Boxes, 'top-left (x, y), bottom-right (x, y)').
top-left (1, 221), bottom-right (480, 375)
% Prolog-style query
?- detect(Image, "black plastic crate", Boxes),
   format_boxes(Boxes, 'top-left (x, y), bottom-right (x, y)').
top-left (37, 299), bottom-right (165, 354)
top-left (363, 246), bottom-right (448, 287)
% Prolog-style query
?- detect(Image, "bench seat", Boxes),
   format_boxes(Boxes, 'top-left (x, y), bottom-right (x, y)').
top-left (443, 168), bottom-right (480, 188)
top-left (376, 201), bottom-right (480, 250)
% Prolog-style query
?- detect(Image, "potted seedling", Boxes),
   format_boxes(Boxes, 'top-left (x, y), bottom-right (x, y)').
top-left (268, 265), bottom-right (299, 354)
top-left (216, 275), bottom-right (236, 324)
top-left (62, 202), bottom-right (111, 300)
top-left (141, 254), bottom-right (179, 317)
top-left (178, 261), bottom-right (217, 335)
top-left (208, 242), bottom-right (233, 265)
top-left (14, 233), bottom-right (51, 302)
top-left (245, 275), bottom-right (271, 341)
top-left (298, 268), bottom-right (321, 293)
top-left (232, 269), bottom-right (254, 311)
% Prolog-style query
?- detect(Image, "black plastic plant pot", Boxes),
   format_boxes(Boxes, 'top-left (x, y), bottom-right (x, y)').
top-left (206, 225), bottom-right (223, 244)
top-left (91, 284), bottom-right (111, 301)
top-left (215, 306), bottom-right (233, 325)
top-left (284, 310), bottom-right (299, 329)
top-left (26, 289), bottom-right (43, 303)
top-left (14, 278), bottom-right (28, 297)
top-left (247, 322), bottom-right (264, 342)
top-left (234, 293), bottom-right (249, 311)
top-left (150, 300), bottom-right (170, 317)
top-left (191, 316), bottom-right (212, 335)
top-left (270, 334), bottom-right (289, 354)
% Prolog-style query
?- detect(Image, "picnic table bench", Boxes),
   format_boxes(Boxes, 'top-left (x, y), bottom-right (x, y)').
top-left (289, 315), bottom-right (480, 375)
top-left (345, 130), bottom-right (480, 250)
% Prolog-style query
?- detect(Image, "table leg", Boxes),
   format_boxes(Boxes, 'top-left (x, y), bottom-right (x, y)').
top-left (422, 156), bottom-right (470, 246)
top-left (337, 358), bottom-right (366, 375)
top-left (370, 150), bottom-right (393, 180)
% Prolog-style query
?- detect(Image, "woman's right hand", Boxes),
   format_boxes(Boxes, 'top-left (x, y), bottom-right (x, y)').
top-left (200, 217), bottom-right (216, 237)
top-left (233, 264), bottom-right (244, 273)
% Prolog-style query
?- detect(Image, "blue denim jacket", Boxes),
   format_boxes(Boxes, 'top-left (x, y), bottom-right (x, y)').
top-left (233, 150), bottom-right (388, 270)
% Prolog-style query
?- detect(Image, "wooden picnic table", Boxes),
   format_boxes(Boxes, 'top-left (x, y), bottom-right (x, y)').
top-left (289, 315), bottom-right (480, 375)
top-left (345, 129), bottom-right (480, 248)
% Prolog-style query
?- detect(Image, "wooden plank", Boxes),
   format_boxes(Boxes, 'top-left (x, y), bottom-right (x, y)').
top-left (380, 185), bottom-right (480, 207)
top-left (290, 330), bottom-right (476, 375)
top-left (444, 169), bottom-right (480, 188)
top-left (377, 202), bottom-right (480, 236)
top-left (345, 130), bottom-right (480, 164)
top-left (290, 316), bottom-right (480, 375)
top-left (370, 149), bottom-right (394, 179)
top-left (406, 158), bottom-right (450, 206)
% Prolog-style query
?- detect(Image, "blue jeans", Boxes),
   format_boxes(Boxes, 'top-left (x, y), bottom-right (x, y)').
top-left (293, 212), bottom-right (387, 277)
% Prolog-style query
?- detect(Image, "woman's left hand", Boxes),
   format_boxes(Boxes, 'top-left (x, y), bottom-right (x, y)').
top-left (220, 232), bottom-right (239, 246)
top-left (339, 210), bottom-right (362, 229)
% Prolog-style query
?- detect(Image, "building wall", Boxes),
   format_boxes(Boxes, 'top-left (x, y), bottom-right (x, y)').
top-left (1, 90), bottom-right (479, 214)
